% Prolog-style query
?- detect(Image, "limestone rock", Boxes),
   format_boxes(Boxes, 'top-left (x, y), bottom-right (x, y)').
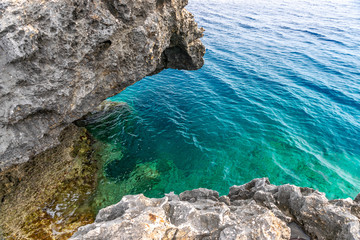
top-left (229, 178), bottom-right (360, 240)
top-left (0, 0), bottom-right (205, 170)
top-left (71, 178), bottom-right (360, 240)
top-left (71, 193), bottom-right (290, 240)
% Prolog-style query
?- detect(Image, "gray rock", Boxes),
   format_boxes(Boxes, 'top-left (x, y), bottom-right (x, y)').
top-left (71, 193), bottom-right (290, 240)
top-left (71, 178), bottom-right (360, 240)
top-left (179, 188), bottom-right (219, 202)
top-left (288, 222), bottom-right (310, 240)
top-left (219, 195), bottom-right (231, 205)
top-left (228, 177), bottom-right (276, 201)
top-left (229, 178), bottom-right (360, 240)
top-left (0, 0), bottom-right (205, 170)
top-left (355, 193), bottom-right (360, 203)
top-left (276, 185), bottom-right (359, 240)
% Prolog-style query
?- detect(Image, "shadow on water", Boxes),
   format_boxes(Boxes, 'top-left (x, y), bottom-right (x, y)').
top-left (77, 101), bottom-right (141, 180)
top-left (78, 101), bottom-right (184, 211)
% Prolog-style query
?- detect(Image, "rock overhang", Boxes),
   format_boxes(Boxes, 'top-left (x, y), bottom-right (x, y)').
top-left (0, 0), bottom-right (205, 170)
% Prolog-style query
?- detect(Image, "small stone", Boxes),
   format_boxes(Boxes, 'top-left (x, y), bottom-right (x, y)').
top-left (165, 192), bottom-right (179, 202)
top-left (288, 222), bottom-right (310, 240)
top-left (219, 195), bottom-right (231, 205)
top-left (179, 188), bottom-right (219, 202)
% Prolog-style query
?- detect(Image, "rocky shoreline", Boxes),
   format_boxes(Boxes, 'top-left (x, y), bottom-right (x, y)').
top-left (1, 0), bottom-right (359, 239)
top-left (71, 178), bottom-right (360, 240)
top-left (0, 125), bottom-right (99, 239)
top-left (1, 0), bottom-right (205, 236)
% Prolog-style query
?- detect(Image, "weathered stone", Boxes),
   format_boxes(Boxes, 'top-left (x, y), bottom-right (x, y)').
top-left (288, 222), bottom-right (310, 240)
top-left (219, 195), bottom-right (231, 205)
top-left (229, 178), bottom-right (360, 240)
top-left (355, 193), bottom-right (360, 203)
top-left (179, 188), bottom-right (219, 202)
top-left (275, 184), bottom-right (360, 240)
top-left (228, 177), bottom-right (276, 201)
top-left (72, 178), bottom-right (360, 240)
top-left (0, 0), bottom-right (205, 170)
top-left (71, 192), bottom-right (290, 240)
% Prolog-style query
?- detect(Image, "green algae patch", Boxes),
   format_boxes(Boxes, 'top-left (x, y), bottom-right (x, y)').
top-left (90, 155), bottom-right (180, 213)
top-left (0, 124), bottom-right (99, 240)
top-left (81, 100), bottom-right (187, 211)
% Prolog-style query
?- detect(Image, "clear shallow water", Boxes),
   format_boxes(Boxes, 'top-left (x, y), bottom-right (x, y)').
top-left (86, 0), bottom-right (360, 208)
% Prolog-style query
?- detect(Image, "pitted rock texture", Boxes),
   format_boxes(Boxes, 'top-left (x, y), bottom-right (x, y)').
top-left (70, 178), bottom-right (360, 240)
top-left (0, 0), bottom-right (205, 170)
top-left (71, 190), bottom-right (291, 240)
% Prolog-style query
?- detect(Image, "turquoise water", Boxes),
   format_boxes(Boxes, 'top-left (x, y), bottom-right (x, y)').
top-left (86, 0), bottom-right (360, 207)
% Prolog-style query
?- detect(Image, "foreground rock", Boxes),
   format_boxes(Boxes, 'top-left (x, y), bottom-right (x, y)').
top-left (71, 178), bottom-right (360, 240)
top-left (0, 0), bottom-right (205, 170)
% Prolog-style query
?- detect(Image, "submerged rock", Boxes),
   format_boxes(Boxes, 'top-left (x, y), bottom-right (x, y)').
top-left (0, 124), bottom-right (99, 239)
top-left (91, 156), bottom-right (179, 214)
top-left (71, 178), bottom-right (360, 240)
top-left (0, 0), bottom-right (205, 170)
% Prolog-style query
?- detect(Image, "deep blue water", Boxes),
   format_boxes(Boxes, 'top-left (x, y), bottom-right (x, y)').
top-left (86, 0), bottom-right (360, 207)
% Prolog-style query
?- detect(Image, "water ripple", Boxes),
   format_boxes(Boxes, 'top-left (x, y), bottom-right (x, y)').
top-left (86, 0), bottom-right (360, 204)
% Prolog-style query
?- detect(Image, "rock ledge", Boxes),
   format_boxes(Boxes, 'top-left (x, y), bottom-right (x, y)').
top-left (71, 178), bottom-right (360, 240)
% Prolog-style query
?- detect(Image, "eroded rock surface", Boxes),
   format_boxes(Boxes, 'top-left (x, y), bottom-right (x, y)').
top-left (0, 0), bottom-right (205, 170)
top-left (71, 178), bottom-right (360, 240)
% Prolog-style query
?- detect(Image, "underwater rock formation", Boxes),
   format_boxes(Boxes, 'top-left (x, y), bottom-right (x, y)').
top-left (0, 124), bottom-right (99, 239)
top-left (71, 178), bottom-right (360, 240)
top-left (0, 0), bottom-right (205, 170)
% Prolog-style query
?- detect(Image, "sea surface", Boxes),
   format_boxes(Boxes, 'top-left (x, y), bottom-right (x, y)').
top-left (85, 0), bottom-right (360, 210)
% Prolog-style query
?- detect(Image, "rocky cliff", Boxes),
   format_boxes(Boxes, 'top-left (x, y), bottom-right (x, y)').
top-left (0, 0), bottom-right (205, 170)
top-left (71, 178), bottom-right (360, 240)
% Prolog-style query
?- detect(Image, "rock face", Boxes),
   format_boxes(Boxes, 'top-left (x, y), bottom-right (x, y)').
top-left (71, 178), bottom-right (360, 240)
top-left (0, 0), bottom-right (205, 170)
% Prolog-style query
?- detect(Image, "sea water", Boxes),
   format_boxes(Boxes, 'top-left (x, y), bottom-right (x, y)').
top-left (85, 0), bottom-right (360, 210)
